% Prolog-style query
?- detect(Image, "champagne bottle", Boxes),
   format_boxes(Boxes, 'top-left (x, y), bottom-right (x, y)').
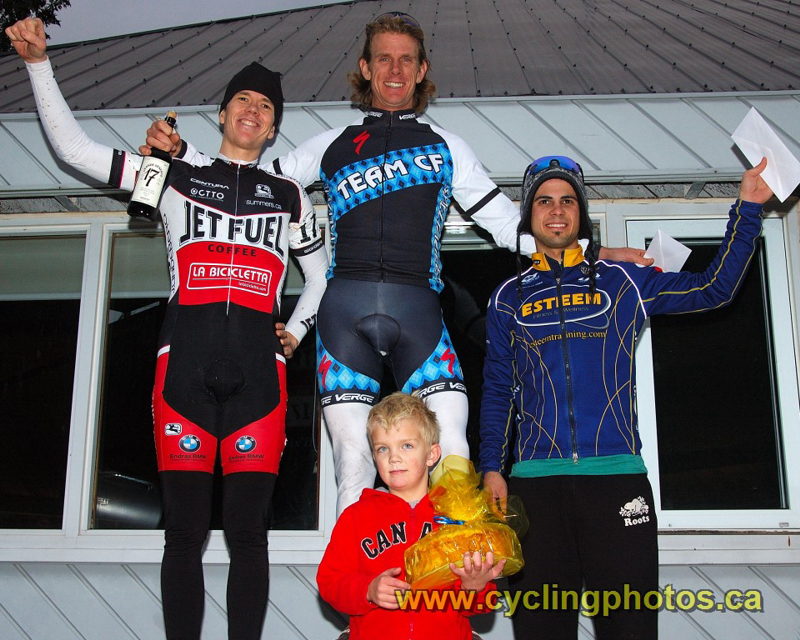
top-left (127, 111), bottom-right (177, 220)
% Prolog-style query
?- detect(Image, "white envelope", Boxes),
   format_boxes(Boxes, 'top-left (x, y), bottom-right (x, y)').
top-left (644, 230), bottom-right (692, 273)
top-left (731, 107), bottom-right (800, 202)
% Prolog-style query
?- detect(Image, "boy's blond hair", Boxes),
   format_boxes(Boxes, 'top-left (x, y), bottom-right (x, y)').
top-left (367, 392), bottom-right (440, 447)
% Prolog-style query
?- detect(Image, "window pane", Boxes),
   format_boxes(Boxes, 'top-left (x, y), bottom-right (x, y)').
top-left (441, 248), bottom-right (518, 461)
top-left (93, 233), bottom-right (321, 530)
top-left (650, 239), bottom-right (785, 510)
top-left (93, 233), bottom-right (166, 529)
top-left (271, 297), bottom-right (320, 530)
top-left (0, 235), bottom-right (85, 529)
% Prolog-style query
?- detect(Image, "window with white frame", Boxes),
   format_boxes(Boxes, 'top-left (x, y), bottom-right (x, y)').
top-left (626, 208), bottom-right (800, 530)
top-left (441, 203), bottom-right (799, 533)
top-left (2, 198), bottom-right (797, 556)
top-left (0, 217), bottom-right (334, 561)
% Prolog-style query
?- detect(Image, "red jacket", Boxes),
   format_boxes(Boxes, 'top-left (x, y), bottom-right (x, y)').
top-left (317, 489), bottom-right (492, 640)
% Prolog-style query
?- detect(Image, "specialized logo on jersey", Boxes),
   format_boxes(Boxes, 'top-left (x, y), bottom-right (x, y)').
top-left (360, 519), bottom-right (433, 559)
top-left (179, 435), bottom-right (201, 453)
top-left (440, 348), bottom-right (456, 375)
top-left (316, 336), bottom-right (380, 401)
top-left (318, 353), bottom-right (333, 385)
top-left (402, 329), bottom-right (464, 394)
top-left (516, 283), bottom-right (611, 329)
top-left (326, 144), bottom-right (454, 219)
top-left (619, 495), bottom-right (651, 527)
top-left (235, 435), bottom-right (257, 453)
top-left (353, 130), bottom-right (370, 154)
top-left (164, 423), bottom-right (182, 436)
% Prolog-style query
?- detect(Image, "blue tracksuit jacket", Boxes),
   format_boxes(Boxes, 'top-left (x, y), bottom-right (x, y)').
top-left (479, 199), bottom-right (763, 473)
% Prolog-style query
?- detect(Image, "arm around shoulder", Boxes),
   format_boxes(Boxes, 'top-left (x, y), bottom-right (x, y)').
top-left (599, 246), bottom-right (653, 266)
top-left (431, 125), bottom-right (524, 254)
top-left (283, 181), bottom-right (328, 345)
top-left (273, 126), bottom-right (344, 186)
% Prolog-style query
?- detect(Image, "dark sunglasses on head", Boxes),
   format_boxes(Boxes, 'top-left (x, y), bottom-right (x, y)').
top-left (373, 11), bottom-right (421, 29)
top-left (524, 155), bottom-right (584, 181)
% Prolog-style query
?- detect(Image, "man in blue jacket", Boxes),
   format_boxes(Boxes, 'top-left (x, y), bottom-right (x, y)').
top-left (479, 155), bottom-right (771, 639)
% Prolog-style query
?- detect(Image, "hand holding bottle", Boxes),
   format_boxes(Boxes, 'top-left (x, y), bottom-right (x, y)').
top-left (139, 120), bottom-right (182, 158)
top-left (128, 112), bottom-right (177, 220)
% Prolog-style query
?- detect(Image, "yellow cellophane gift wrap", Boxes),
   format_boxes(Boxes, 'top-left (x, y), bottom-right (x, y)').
top-left (404, 455), bottom-right (527, 591)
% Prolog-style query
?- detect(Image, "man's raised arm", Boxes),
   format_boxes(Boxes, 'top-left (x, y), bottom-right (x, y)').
top-left (6, 17), bottom-right (141, 190)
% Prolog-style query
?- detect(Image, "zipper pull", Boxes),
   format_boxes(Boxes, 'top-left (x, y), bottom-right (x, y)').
top-left (573, 451), bottom-right (578, 464)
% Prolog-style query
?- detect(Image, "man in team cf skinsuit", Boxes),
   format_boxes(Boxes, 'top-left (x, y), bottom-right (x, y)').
top-left (147, 14), bottom-right (649, 517)
top-left (156, 14), bottom-right (536, 517)
top-left (7, 18), bottom-right (327, 640)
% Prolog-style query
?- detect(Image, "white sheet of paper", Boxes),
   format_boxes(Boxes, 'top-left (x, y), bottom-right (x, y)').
top-left (731, 107), bottom-right (800, 202)
top-left (644, 230), bottom-right (692, 272)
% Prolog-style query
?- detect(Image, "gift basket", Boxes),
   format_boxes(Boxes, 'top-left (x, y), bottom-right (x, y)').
top-left (404, 455), bottom-right (527, 590)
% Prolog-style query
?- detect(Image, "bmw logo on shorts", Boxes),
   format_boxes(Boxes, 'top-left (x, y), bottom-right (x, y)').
top-left (179, 435), bottom-right (201, 453)
top-left (235, 435), bottom-right (257, 453)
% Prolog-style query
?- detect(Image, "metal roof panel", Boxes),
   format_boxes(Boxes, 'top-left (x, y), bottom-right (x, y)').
top-left (524, 100), bottom-right (651, 172)
top-left (2, 0), bottom-right (798, 113)
top-left (1, 1), bottom-right (799, 198)
top-left (422, 102), bottom-right (532, 173)
top-left (0, 123), bottom-right (57, 188)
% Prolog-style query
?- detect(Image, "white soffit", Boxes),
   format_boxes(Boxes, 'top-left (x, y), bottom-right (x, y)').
top-left (1, 91), bottom-right (798, 197)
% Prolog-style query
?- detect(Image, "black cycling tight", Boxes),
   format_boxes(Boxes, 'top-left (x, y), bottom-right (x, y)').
top-left (160, 470), bottom-right (277, 640)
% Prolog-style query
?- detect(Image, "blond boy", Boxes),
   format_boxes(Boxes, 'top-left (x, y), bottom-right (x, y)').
top-left (317, 392), bottom-right (504, 639)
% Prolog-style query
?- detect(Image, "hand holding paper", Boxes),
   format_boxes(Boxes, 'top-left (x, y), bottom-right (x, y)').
top-left (644, 230), bottom-right (692, 273)
top-left (739, 157), bottom-right (773, 205)
top-left (732, 108), bottom-right (800, 202)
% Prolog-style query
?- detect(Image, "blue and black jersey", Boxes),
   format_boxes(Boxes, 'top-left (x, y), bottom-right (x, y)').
top-left (273, 107), bottom-right (530, 292)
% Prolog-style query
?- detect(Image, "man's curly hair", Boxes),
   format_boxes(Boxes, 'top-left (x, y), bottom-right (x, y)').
top-left (348, 15), bottom-right (436, 113)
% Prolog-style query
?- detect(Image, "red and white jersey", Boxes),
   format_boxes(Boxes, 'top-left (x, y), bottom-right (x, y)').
top-left (111, 152), bottom-right (324, 317)
top-left (27, 58), bottom-right (327, 343)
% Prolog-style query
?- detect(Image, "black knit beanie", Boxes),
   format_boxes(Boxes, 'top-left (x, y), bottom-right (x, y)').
top-left (220, 62), bottom-right (284, 130)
